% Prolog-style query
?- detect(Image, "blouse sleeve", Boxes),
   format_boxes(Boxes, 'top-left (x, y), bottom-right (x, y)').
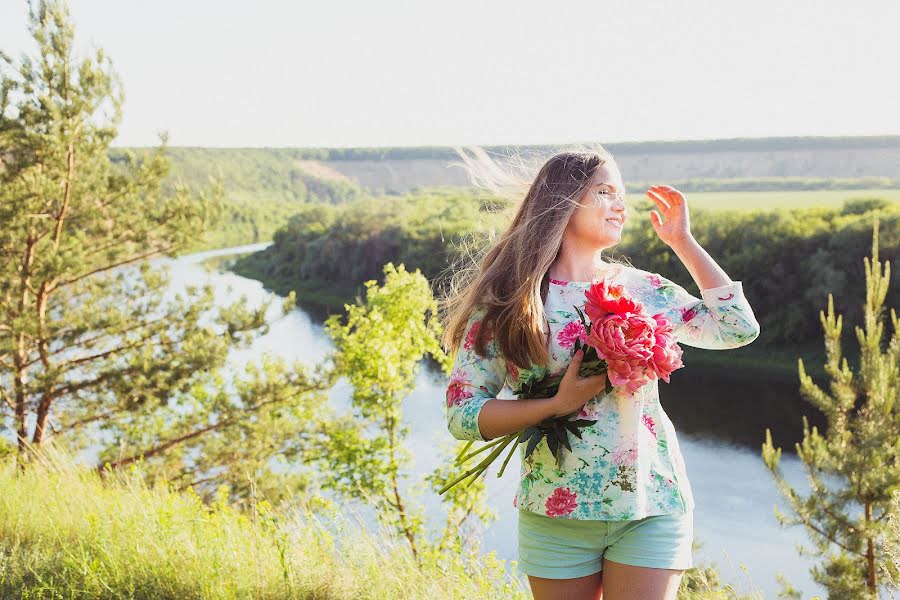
top-left (651, 274), bottom-right (761, 350)
top-left (445, 306), bottom-right (508, 442)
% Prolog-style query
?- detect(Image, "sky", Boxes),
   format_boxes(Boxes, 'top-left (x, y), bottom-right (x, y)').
top-left (1, 0), bottom-right (899, 148)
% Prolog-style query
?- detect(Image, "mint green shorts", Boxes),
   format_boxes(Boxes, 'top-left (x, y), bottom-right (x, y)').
top-left (517, 508), bottom-right (694, 579)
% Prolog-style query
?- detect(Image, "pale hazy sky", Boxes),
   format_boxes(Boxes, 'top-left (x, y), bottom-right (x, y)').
top-left (1, 0), bottom-right (898, 148)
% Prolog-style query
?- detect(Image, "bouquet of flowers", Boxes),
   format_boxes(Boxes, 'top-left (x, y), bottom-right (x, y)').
top-left (439, 278), bottom-right (685, 495)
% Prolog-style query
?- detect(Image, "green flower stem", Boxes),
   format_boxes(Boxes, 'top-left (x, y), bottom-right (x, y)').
top-left (453, 440), bottom-right (475, 465)
top-left (453, 435), bottom-right (507, 465)
top-left (496, 430), bottom-right (526, 478)
top-left (464, 434), bottom-right (520, 489)
top-left (439, 433), bottom-right (518, 494)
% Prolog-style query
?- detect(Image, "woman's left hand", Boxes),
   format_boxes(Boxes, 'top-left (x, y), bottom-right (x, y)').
top-left (646, 185), bottom-right (694, 248)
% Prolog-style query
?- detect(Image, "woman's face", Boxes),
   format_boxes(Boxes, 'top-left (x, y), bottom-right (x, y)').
top-left (564, 162), bottom-right (628, 249)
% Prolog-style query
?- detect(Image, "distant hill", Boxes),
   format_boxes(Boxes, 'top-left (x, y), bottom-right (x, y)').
top-left (304, 135), bottom-right (900, 194)
top-left (118, 135), bottom-right (900, 198)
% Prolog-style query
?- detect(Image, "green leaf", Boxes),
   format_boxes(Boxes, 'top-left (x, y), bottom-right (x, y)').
top-left (524, 428), bottom-right (543, 459)
top-left (574, 304), bottom-right (587, 330)
top-left (554, 421), bottom-right (572, 452)
top-left (562, 420), bottom-right (585, 440)
top-left (546, 432), bottom-right (559, 458)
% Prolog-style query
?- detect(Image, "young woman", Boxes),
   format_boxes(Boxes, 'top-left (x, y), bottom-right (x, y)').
top-left (440, 145), bottom-right (761, 600)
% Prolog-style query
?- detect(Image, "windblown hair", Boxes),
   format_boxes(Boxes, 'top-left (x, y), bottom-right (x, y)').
top-left (438, 143), bottom-right (631, 371)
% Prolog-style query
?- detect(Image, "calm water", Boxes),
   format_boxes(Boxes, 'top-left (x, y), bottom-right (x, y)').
top-left (139, 243), bottom-right (837, 597)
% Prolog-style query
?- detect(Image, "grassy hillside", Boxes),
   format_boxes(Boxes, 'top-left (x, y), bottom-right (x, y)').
top-left (119, 135), bottom-right (900, 198)
top-left (0, 444), bottom-right (765, 599)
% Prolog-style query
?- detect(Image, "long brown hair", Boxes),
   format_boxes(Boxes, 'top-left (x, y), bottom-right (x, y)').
top-left (438, 143), bottom-right (631, 371)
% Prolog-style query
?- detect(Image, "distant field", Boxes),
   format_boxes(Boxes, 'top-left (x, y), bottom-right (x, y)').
top-left (673, 188), bottom-right (900, 211)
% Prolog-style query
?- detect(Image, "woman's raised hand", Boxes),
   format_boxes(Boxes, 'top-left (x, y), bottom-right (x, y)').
top-left (646, 185), bottom-right (693, 248)
top-left (551, 348), bottom-right (607, 418)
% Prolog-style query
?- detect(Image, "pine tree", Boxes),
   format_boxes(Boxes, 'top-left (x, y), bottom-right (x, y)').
top-left (0, 1), bottom-right (338, 508)
top-left (762, 216), bottom-right (900, 599)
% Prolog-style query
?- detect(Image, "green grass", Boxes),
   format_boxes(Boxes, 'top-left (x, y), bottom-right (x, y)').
top-left (0, 442), bottom-right (525, 599)
top-left (0, 442), bottom-right (775, 599)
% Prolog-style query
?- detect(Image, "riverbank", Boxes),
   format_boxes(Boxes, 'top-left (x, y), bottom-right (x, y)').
top-left (222, 250), bottom-right (838, 384)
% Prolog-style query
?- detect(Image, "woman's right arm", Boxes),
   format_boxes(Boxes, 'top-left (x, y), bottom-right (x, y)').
top-left (475, 396), bottom-right (559, 441)
top-left (477, 347), bottom-right (607, 439)
top-left (446, 307), bottom-right (605, 441)
top-left (445, 306), bottom-right (513, 441)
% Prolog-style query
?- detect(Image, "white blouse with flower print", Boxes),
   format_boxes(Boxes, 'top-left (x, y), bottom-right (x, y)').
top-left (444, 265), bottom-right (761, 520)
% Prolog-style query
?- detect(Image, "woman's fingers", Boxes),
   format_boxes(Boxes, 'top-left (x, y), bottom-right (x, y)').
top-left (649, 185), bottom-right (684, 206)
top-left (646, 188), bottom-right (671, 211)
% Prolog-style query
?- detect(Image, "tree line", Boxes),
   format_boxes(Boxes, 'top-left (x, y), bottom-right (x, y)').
top-left (242, 190), bottom-right (899, 350)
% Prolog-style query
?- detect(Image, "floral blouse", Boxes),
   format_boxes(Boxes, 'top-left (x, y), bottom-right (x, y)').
top-left (444, 265), bottom-right (761, 520)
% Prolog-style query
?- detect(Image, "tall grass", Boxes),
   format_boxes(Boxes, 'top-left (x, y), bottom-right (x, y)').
top-left (0, 441), bottom-right (770, 599)
top-left (0, 441), bottom-right (525, 598)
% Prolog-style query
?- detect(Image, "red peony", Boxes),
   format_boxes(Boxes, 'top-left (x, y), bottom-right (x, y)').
top-left (545, 486), bottom-right (578, 517)
top-left (582, 278), bottom-right (684, 392)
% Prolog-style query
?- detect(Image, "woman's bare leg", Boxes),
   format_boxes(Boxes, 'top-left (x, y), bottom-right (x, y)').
top-left (600, 557), bottom-right (685, 600)
top-left (527, 570), bottom-right (603, 600)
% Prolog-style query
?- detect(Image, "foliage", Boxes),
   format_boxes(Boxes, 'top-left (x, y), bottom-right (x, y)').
top-left (234, 186), bottom-right (498, 293)
top-left (108, 146), bottom-right (367, 254)
top-left (0, 0), bottom-right (342, 509)
top-left (883, 490), bottom-right (900, 598)
top-left (762, 218), bottom-right (900, 599)
top-left (322, 262), bottom-right (501, 562)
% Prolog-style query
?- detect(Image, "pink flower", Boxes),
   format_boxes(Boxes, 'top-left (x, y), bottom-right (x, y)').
top-left (513, 493), bottom-right (518, 508)
top-left (557, 320), bottom-right (587, 348)
top-left (610, 440), bottom-right (637, 465)
top-left (647, 313), bottom-right (684, 383)
top-left (678, 306), bottom-right (698, 324)
top-left (581, 278), bottom-right (686, 393)
top-left (585, 311), bottom-right (657, 393)
top-left (642, 413), bottom-right (656, 437)
top-left (583, 279), bottom-right (644, 323)
top-left (545, 487), bottom-right (578, 517)
top-left (446, 368), bottom-right (474, 407)
top-left (506, 359), bottom-right (520, 382)
top-left (463, 319), bottom-right (482, 350)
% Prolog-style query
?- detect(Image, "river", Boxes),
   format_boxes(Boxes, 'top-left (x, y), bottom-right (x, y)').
top-left (160, 242), bottom-right (830, 598)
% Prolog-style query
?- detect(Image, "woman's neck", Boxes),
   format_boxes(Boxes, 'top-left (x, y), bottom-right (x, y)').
top-left (548, 253), bottom-right (610, 282)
